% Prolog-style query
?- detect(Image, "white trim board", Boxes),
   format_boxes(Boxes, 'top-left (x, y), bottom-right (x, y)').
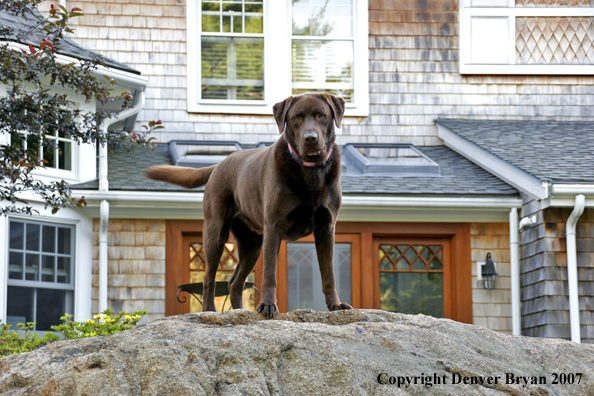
top-left (76, 189), bottom-right (521, 222)
top-left (437, 123), bottom-right (548, 200)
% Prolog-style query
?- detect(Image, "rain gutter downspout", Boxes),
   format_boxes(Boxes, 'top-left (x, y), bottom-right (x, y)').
top-left (510, 207), bottom-right (521, 336)
top-left (566, 194), bottom-right (585, 343)
top-left (98, 92), bottom-right (146, 312)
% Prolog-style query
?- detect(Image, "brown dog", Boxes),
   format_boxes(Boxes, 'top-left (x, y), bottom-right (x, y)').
top-left (146, 92), bottom-right (352, 317)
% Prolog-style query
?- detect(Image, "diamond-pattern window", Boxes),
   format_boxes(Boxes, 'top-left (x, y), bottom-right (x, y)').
top-left (379, 243), bottom-right (444, 317)
top-left (188, 241), bottom-right (255, 312)
top-left (378, 244), bottom-right (443, 272)
top-left (517, 17), bottom-right (594, 64)
top-left (516, 0), bottom-right (594, 6)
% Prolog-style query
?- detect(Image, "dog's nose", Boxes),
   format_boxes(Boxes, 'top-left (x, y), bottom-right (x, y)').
top-left (304, 131), bottom-right (318, 145)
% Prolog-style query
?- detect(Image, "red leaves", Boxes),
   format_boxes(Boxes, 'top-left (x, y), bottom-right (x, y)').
top-left (28, 44), bottom-right (36, 54)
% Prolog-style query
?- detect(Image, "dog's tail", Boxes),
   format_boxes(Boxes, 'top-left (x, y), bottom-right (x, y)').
top-left (145, 165), bottom-right (216, 189)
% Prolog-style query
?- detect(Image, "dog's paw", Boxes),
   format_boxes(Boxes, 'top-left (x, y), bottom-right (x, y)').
top-left (257, 302), bottom-right (279, 318)
top-left (328, 302), bottom-right (353, 311)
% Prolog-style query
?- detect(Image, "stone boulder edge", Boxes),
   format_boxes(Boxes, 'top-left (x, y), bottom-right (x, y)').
top-left (0, 309), bottom-right (592, 395)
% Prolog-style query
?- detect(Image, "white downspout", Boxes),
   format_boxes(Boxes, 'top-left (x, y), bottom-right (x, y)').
top-left (566, 194), bottom-right (585, 343)
top-left (98, 92), bottom-right (146, 313)
top-left (509, 207), bottom-right (521, 336)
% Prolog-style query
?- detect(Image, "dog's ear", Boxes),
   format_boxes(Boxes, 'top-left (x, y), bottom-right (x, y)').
top-left (273, 96), bottom-right (294, 134)
top-left (320, 93), bottom-right (346, 129)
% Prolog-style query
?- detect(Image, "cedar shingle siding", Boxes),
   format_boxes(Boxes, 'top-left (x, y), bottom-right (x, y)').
top-left (521, 202), bottom-right (594, 343)
top-left (50, 0), bottom-right (594, 146)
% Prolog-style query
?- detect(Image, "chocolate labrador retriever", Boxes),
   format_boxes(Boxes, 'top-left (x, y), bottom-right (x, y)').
top-left (146, 92), bottom-right (352, 317)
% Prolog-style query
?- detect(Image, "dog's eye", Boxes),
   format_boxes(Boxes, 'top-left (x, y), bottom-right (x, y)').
top-left (317, 114), bottom-right (326, 119)
top-left (294, 115), bottom-right (302, 121)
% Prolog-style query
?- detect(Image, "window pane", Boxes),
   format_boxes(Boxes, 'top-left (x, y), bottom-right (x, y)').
top-left (380, 272), bottom-right (443, 318)
top-left (7, 286), bottom-right (34, 327)
top-left (36, 289), bottom-right (70, 331)
top-left (42, 225), bottom-right (56, 253)
top-left (9, 221), bottom-right (24, 250)
top-left (58, 141), bottom-right (71, 170)
top-left (202, 1), bottom-right (220, 12)
top-left (201, 37), bottom-right (264, 100)
top-left (202, 14), bottom-right (220, 32)
top-left (42, 255), bottom-right (56, 282)
top-left (292, 40), bottom-right (353, 102)
top-left (25, 254), bottom-right (39, 281)
top-left (286, 243), bottom-right (351, 312)
top-left (292, 0), bottom-right (353, 37)
top-left (57, 257), bottom-right (71, 284)
top-left (57, 227), bottom-right (71, 254)
top-left (245, 15), bottom-right (262, 33)
top-left (9, 252), bottom-right (23, 280)
top-left (26, 223), bottom-right (40, 251)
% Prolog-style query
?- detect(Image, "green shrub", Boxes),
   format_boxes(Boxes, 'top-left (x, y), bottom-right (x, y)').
top-left (51, 309), bottom-right (147, 339)
top-left (0, 309), bottom-right (147, 358)
top-left (0, 322), bottom-right (60, 358)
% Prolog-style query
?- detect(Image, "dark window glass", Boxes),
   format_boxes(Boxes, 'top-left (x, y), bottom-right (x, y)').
top-left (7, 286), bottom-right (34, 326)
top-left (36, 289), bottom-right (68, 331)
top-left (9, 252), bottom-right (23, 280)
top-left (25, 254), bottom-right (39, 281)
top-left (57, 227), bottom-right (71, 254)
top-left (9, 222), bottom-right (24, 250)
top-left (42, 226), bottom-right (56, 253)
top-left (26, 223), bottom-right (40, 251)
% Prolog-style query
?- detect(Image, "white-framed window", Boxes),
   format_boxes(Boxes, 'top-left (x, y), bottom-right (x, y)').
top-left (460, 0), bottom-right (594, 74)
top-left (9, 110), bottom-right (77, 180)
top-left (187, 0), bottom-right (369, 116)
top-left (7, 219), bottom-right (75, 331)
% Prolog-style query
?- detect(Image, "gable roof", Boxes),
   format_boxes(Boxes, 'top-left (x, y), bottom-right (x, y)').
top-left (72, 143), bottom-right (519, 197)
top-left (436, 119), bottom-right (594, 185)
top-left (0, 9), bottom-right (140, 75)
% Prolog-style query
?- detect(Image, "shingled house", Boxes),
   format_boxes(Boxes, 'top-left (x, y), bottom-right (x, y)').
top-left (2, 0), bottom-right (594, 343)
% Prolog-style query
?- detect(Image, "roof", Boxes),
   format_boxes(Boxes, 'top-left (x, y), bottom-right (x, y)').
top-left (72, 143), bottom-right (519, 197)
top-left (0, 9), bottom-right (140, 75)
top-left (436, 119), bottom-right (594, 184)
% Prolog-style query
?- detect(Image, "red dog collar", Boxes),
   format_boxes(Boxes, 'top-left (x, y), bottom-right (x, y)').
top-left (287, 143), bottom-right (333, 168)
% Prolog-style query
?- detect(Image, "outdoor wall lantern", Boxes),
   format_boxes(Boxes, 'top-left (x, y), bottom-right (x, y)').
top-left (477, 253), bottom-right (498, 290)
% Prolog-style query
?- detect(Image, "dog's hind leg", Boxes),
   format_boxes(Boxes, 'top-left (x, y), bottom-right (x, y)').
top-left (202, 217), bottom-right (231, 312)
top-left (228, 218), bottom-right (263, 309)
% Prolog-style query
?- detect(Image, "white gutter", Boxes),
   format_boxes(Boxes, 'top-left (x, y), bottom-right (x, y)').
top-left (77, 191), bottom-right (523, 209)
top-left (509, 207), bottom-right (521, 336)
top-left (551, 184), bottom-right (594, 196)
top-left (98, 91), bottom-right (146, 313)
top-left (342, 196), bottom-right (523, 209)
top-left (566, 194), bottom-right (585, 343)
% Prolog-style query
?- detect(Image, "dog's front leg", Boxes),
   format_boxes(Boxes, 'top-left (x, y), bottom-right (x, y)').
top-left (256, 230), bottom-right (282, 318)
top-left (314, 224), bottom-right (353, 312)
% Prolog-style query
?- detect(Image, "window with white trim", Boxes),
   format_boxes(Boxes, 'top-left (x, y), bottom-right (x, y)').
top-left (10, 110), bottom-right (74, 174)
top-left (187, 0), bottom-right (369, 116)
top-left (459, 0), bottom-right (594, 74)
top-left (7, 219), bottom-right (75, 331)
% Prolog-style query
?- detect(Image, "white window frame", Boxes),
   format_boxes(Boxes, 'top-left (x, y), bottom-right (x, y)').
top-left (5, 218), bottom-right (75, 331)
top-left (0, 210), bottom-right (93, 326)
top-left (187, 0), bottom-right (369, 116)
top-left (460, 0), bottom-right (594, 74)
top-left (0, 82), bottom-right (97, 184)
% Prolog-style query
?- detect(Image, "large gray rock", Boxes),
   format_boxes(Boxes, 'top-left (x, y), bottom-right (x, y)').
top-left (0, 310), bottom-right (592, 395)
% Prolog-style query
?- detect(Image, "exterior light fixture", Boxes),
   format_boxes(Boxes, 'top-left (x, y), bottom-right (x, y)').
top-left (479, 253), bottom-right (498, 290)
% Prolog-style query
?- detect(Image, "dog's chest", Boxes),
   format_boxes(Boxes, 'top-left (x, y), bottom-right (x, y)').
top-left (284, 204), bottom-right (325, 241)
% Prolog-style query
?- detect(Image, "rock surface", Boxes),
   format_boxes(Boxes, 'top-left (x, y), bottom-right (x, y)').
top-left (0, 309), bottom-right (593, 395)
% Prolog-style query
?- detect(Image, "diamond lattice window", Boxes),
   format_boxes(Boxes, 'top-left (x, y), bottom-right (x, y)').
top-left (188, 241), bottom-right (255, 312)
top-left (379, 243), bottom-right (444, 317)
top-left (516, 0), bottom-right (594, 6)
top-left (517, 17), bottom-right (594, 64)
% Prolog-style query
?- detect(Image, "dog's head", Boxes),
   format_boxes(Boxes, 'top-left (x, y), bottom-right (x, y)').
top-left (273, 92), bottom-right (345, 163)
